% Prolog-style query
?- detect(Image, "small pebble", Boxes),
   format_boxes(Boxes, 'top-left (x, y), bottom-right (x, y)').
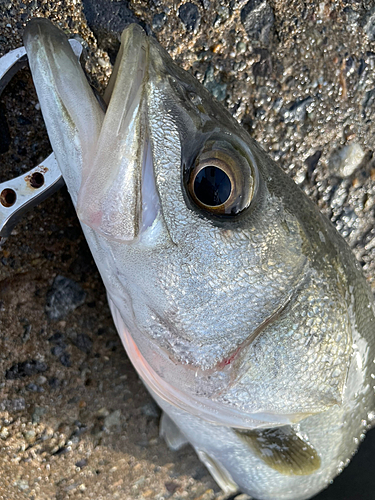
top-left (70, 331), bottom-right (93, 354)
top-left (281, 96), bottom-right (314, 123)
top-left (141, 401), bottom-right (161, 418)
top-left (24, 429), bottom-right (36, 444)
top-left (32, 406), bottom-right (46, 424)
top-left (104, 409), bottom-right (122, 429)
top-left (97, 407), bottom-right (110, 418)
top-left (45, 275), bottom-right (86, 321)
top-left (236, 41), bottom-right (247, 53)
top-left (329, 143), bottom-right (365, 177)
top-left (179, 2), bottom-right (201, 32)
top-left (59, 353), bottom-right (71, 367)
top-left (241, 0), bottom-right (275, 45)
top-left (152, 12), bottom-right (166, 32)
top-left (75, 458), bottom-right (88, 468)
top-left (203, 66), bottom-right (227, 101)
top-left (15, 479), bottom-right (29, 492)
top-left (0, 427), bottom-right (9, 440)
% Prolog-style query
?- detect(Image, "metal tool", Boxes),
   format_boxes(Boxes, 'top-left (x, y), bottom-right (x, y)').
top-left (0, 39), bottom-right (83, 239)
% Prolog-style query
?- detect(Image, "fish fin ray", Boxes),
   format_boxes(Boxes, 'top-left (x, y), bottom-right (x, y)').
top-left (235, 426), bottom-right (321, 476)
top-left (159, 412), bottom-right (188, 451)
top-left (195, 449), bottom-right (239, 495)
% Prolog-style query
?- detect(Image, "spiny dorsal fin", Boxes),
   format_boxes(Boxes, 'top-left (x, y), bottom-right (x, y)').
top-left (235, 426), bottom-right (321, 476)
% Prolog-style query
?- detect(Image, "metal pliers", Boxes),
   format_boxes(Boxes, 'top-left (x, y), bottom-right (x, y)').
top-left (0, 39), bottom-right (83, 239)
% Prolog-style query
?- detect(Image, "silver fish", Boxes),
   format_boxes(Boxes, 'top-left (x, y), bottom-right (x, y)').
top-left (24, 18), bottom-right (375, 500)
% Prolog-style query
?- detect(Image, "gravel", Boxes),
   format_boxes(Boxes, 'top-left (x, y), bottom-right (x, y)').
top-left (5, 359), bottom-right (48, 380)
top-left (0, 1), bottom-right (375, 499)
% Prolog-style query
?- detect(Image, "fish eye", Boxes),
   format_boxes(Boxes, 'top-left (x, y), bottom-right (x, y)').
top-left (194, 165), bottom-right (231, 206)
top-left (187, 141), bottom-right (255, 216)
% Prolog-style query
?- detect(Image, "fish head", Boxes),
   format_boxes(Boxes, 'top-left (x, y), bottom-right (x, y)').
top-left (24, 20), bottom-right (352, 428)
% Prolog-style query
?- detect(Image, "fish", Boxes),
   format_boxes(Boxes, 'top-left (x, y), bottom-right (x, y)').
top-left (23, 18), bottom-right (375, 500)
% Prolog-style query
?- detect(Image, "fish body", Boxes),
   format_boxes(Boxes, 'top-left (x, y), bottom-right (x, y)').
top-left (24, 19), bottom-right (375, 500)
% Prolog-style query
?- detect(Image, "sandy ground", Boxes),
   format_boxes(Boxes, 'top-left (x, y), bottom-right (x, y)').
top-left (0, 1), bottom-right (374, 499)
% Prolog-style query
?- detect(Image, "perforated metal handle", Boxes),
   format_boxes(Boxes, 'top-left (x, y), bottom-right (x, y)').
top-left (0, 40), bottom-right (83, 238)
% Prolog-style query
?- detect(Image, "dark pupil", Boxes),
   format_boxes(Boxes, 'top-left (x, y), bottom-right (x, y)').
top-left (193, 166), bottom-right (231, 206)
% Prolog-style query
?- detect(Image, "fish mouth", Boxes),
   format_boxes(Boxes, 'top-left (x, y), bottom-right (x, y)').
top-left (24, 21), bottom-right (159, 238)
top-left (76, 25), bottom-right (160, 242)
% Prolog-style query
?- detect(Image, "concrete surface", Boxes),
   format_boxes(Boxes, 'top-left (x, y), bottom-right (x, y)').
top-left (0, 1), bottom-right (374, 499)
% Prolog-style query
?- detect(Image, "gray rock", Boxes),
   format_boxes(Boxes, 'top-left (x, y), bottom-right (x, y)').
top-left (51, 345), bottom-right (65, 357)
top-left (179, 2), bottom-right (201, 32)
top-left (152, 12), bottom-right (166, 32)
top-left (305, 151), bottom-right (322, 175)
top-left (362, 7), bottom-right (375, 41)
top-left (344, 7), bottom-right (360, 24)
top-left (68, 328), bottom-right (93, 354)
top-left (252, 48), bottom-right (272, 78)
top-left (26, 382), bottom-right (44, 392)
top-left (59, 353), bottom-right (71, 367)
top-left (73, 333), bottom-right (93, 354)
top-left (281, 96), bottom-right (314, 123)
top-left (45, 275), bottom-right (86, 320)
top-left (329, 143), bottom-right (366, 177)
top-left (75, 458), bottom-right (88, 468)
top-left (241, 0), bottom-right (274, 45)
top-left (141, 401), bottom-right (161, 418)
top-left (104, 409), bottom-right (122, 429)
top-left (199, 0), bottom-right (210, 8)
top-left (82, 0), bottom-right (148, 63)
top-left (203, 66), bottom-right (227, 101)
top-left (32, 406), bottom-right (46, 424)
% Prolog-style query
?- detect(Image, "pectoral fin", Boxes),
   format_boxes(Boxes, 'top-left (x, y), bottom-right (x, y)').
top-left (196, 449), bottom-right (238, 495)
top-left (235, 426), bottom-right (321, 476)
top-left (159, 412), bottom-right (189, 451)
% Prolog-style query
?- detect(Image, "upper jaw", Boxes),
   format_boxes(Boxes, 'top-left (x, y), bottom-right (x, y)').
top-left (76, 25), bottom-right (160, 243)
